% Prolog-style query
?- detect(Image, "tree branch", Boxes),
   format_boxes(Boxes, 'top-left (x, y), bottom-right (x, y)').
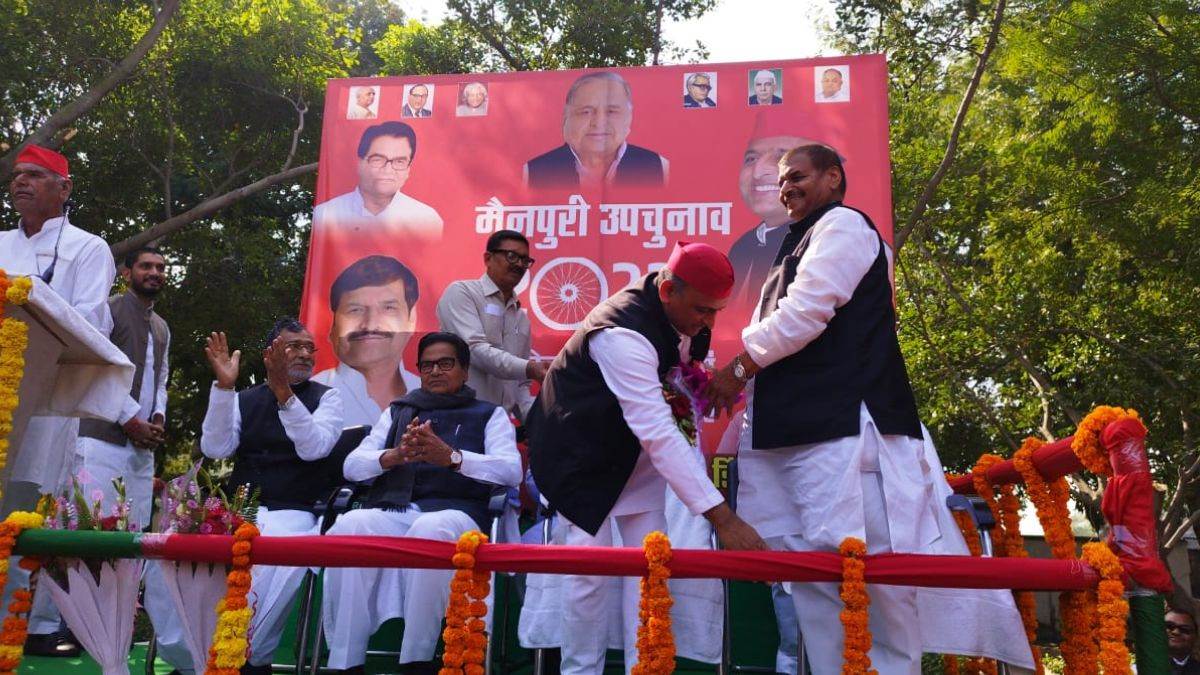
top-left (0, 0), bottom-right (182, 176)
top-left (449, 2), bottom-right (530, 71)
top-left (893, 0), bottom-right (1007, 252)
top-left (110, 162), bottom-right (317, 258)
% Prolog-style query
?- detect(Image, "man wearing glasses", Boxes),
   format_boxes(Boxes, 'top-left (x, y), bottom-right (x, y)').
top-left (199, 318), bottom-right (345, 675)
top-left (1167, 608), bottom-right (1200, 673)
top-left (322, 332), bottom-right (521, 675)
top-left (683, 72), bottom-right (717, 108)
top-left (312, 121), bottom-right (443, 240)
top-left (436, 230), bottom-right (543, 420)
top-left (402, 83), bottom-right (433, 118)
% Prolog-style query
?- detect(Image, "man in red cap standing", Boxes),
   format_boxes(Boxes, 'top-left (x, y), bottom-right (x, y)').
top-left (1, 144), bottom-right (116, 657)
top-left (527, 242), bottom-right (765, 675)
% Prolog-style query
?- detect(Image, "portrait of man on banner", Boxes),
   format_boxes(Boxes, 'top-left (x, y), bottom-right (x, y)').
top-left (816, 65), bottom-right (850, 102)
top-left (523, 71), bottom-right (669, 190)
top-left (346, 85), bottom-right (379, 119)
top-left (402, 83), bottom-right (434, 117)
top-left (311, 121), bottom-right (443, 240)
top-left (312, 254), bottom-right (422, 428)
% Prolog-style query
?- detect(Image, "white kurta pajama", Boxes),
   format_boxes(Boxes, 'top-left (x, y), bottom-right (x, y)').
top-left (74, 326), bottom-right (169, 529)
top-left (171, 382), bottom-right (344, 669)
top-left (321, 405), bottom-right (521, 669)
top-left (0, 216), bottom-right (116, 493)
top-left (737, 207), bottom-right (1033, 673)
top-left (537, 328), bottom-right (724, 675)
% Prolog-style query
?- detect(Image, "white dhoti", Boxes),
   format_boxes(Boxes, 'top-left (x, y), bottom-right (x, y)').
top-left (73, 437), bottom-right (155, 529)
top-left (738, 399), bottom-right (1035, 673)
top-left (321, 507), bottom-right (480, 669)
top-left (244, 507), bottom-right (319, 667)
top-left (518, 498), bottom-right (723, 674)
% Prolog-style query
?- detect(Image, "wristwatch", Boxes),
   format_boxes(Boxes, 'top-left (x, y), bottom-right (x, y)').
top-left (732, 355), bottom-right (749, 383)
top-left (449, 449), bottom-right (463, 472)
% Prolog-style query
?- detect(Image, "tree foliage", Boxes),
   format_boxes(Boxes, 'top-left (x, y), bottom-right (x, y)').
top-left (830, 0), bottom-right (1199, 541)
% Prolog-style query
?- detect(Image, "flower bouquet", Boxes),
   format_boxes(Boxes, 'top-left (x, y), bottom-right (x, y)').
top-left (38, 477), bottom-right (142, 675)
top-left (664, 360), bottom-right (739, 447)
top-left (145, 463), bottom-right (258, 675)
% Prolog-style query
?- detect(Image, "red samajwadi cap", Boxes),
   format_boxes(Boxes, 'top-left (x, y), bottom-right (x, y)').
top-left (665, 241), bottom-right (735, 299)
top-left (15, 144), bottom-right (69, 178)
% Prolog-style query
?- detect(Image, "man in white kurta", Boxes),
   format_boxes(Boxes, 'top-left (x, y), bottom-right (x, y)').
top-left (75, 248), bottom-right (170, 529)
top-left (707, 144), bottom-right (1032, 673)
top-left (200, 320), bottom-right (343, 674)
top-left (2, 145), bottom-right (116, 656)
top-left (321, 332), bottom-right (521, 675)
top-left (527, 243), bottom-right (766, 675)
top-left (0, 145), bottom-right (116, 499)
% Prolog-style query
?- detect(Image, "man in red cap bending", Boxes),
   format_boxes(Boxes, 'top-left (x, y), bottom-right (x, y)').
top-left (1, 144), bottom-right (116, 657)
top-left (527, 242), bottom-right (765, 675)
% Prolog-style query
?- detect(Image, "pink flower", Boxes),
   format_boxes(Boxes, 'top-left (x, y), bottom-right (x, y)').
top-left (199, 521), bottom-right (215, 534)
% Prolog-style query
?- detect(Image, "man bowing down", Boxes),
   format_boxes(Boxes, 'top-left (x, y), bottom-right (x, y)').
top-left (528, 242), bottom-right (765, 675)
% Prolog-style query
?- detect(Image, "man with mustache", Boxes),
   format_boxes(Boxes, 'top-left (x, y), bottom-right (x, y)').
top-left (313, 255), bottom-right (422, 427)
top-left (313, 122), bottom-right (443, 240)
top-left (200, 318), bottom-right (344, 674)
top-left (436, 230), bottom-right (542, 420)
top-left (76, 247), bottom-right (170, 529)
top-left (524, 71), bottom-right (668, 190)
top-left (727, 113), bottom-right (821, 306)
top-left (2, 144), bottom-right (116, 658)
top-left (706, 145), bottom-right (1031, 673)
top-left (322, 332), bottom-right (521, 675)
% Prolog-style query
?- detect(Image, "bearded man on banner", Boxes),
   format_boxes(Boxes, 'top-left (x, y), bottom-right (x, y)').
top-left (705, 144), bottom-right (1034, 673)
top-left (527, 241), bottom-right (765, 675)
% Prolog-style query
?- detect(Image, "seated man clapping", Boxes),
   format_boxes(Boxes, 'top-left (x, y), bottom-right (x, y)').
top-left (322, 332), bottom-right (522, 675)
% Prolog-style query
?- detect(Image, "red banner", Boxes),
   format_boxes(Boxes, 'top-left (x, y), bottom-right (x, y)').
top-left (300, 56), bottom-right (892, 451)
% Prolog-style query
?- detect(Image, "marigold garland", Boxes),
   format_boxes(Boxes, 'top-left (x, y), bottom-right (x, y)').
top-left (836, 537), bottom-right (876, 675)
top-left (0, 511), bottom-right (42, 675)
top-left (1080, 543), bottom-right (1130, 675)
top-left (440, 530), bottom-right (490, 675)
top-left (205, 521), bottom-right (259, 675)
top-left (1071, 406), bottom-right (1141, 477)
top-left (0, 275), bottom-right (31, 508)
top-left (632, 531), bottom-right (674, 675)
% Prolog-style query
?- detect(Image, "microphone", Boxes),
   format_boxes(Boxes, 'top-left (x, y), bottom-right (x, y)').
top-left (39, 199), bottom-right (72, 285)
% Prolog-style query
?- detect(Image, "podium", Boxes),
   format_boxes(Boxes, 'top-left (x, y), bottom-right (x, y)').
top-left (4, 276), bottom-right (133, 494)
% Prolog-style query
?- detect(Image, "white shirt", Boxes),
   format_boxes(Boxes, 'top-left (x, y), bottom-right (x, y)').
top-left (311, 363), bottom-right (421, 429)
top-left (200, 382), bottom-right (344, 461)
top-left (344, 404), bottom-right (521, 488)
top-left (735, 206), bottom-right (939, 550)
top-left (117, 326), bottom-right (170, 425)
top-left (436, 274), bottom-right (535, 417)
top-left (589, 327), bottom-right (725, 517)
top-left (0, 216), bottom-right (115, 333)
top-left (312, 187), bottom-right (443, 241)
top-left (742, 206), bottom-right (881, 367)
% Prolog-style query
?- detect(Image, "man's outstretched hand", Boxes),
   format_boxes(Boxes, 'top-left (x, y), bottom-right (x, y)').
top-left (704, 502), bottom-right (768, 551)
top-left (204, 332), bottom-right (240, 390)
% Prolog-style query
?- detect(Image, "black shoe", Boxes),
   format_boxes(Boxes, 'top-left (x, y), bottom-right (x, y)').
top-left (399, 659), bottom-right (441, 675)
top-left (240, 663), bottom-right (272, 675)
top-left (23, 631), bottom-right (81, 657)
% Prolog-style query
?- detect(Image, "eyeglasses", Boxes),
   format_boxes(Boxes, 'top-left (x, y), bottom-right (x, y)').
top-left (285, 341), bottom-right (318, 355)
top-left (489, 249), bottom-right (536, 268)
top-left (1167, 622), bottom-right (1196, 634)
top-left (365, 154), bottom-right (411, 171)
top-left (691, 83), bottom-right (712, 90)
top-left (417, 357), bottom-right (458, 374)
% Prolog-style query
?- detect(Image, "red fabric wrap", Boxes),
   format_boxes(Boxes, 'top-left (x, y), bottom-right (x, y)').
top-left (144, 534), bottom-right (1100, 591)
top-left (15, 144), bottom-right (69, 178)
top-left (1100, 417), bottom-right (1171, 592)
top-left (948, 436), bottom-right (1082, 493)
